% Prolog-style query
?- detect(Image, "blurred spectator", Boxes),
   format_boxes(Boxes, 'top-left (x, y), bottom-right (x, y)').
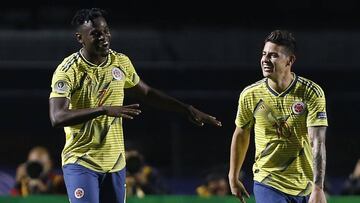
top-left (125, 149), bottom-right (167, 197)
top-left (341, 159), bottom-right (360, 195)
top-left (0, 171), bottom-right (15, 195)
top-left (196, 168), bottom-right (234, 197)
top-left (10, 146), bottom-right (66, 196)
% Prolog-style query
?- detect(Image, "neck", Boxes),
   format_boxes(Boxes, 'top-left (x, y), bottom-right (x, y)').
top-left (268, 72), bottom-right (294, 93)
top-left (80, 48), bottom-right (107, 66)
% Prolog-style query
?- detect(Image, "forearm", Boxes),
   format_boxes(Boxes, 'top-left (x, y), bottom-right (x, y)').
top-left (229, 127), bottom-right (250, 181)
top-left (127, 80), bottom-right (191, 116)
top-left (310, 127), bottom-right (327, 188)
top-left (51, 106), bottom-right (105, 127)
top-left (142, 88), bottom-right (190, 115)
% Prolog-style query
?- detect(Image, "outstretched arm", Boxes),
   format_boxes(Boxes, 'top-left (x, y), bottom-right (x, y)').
top-left (228, 126), bottom-right (251, 203)
top-left (308, 126), bottom-right (327, 203)
top-left (49, 97), bottom-right (141, 127)
top-left (126, 80), bottom-right (221, 127)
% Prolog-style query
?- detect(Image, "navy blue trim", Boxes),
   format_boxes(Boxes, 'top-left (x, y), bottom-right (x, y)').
top-left (265, 79), bottom-right (279, 96)
top-left (298, 77), bottom-right (323, 97)
top-left (265, 74), bottom-right (298, 97)
top-left (280, 74), bottom-right (298, 97)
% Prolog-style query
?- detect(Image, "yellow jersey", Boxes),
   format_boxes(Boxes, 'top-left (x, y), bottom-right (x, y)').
top-left (235, 73), bottom-right (328, 195)
top-left (50, 49), bottom-right (140, 172)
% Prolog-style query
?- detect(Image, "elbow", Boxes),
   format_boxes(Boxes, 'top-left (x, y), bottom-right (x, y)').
top-left (51, 120), bottom-right (61, 128)
top-left (50, 117), bottom-right (62, 128)
top-left (50, 113), bottom-right (65, 128)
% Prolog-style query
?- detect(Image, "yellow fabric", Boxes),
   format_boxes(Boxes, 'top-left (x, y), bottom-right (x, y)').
top-left (20, 179), bottom-right (29, 196)
top-left (50, 49), bottom-right (140, 172)
top-left (196, 185), bottom-right (211, 197)
top-left (235, 73), bottom-right (328, 196)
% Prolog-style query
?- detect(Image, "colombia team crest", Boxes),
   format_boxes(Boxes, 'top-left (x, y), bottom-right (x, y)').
top-left (291, 101), bottom-right (306, 115)
top-left (112, 67), bottom-right (124, 80)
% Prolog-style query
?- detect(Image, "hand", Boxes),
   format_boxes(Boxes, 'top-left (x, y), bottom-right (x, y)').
top-left (28, 178), bottom-right (48, 192)
top-left (186, 105), bottom-right (222, 127)
top-left (103, 104), bottom-right (141, 119)
top-left (15, 163), bottom-right (27, 182)
top-left (309, 185), bottom-right (327, 203)
top-left (229, 178), bottom-right (250, 203)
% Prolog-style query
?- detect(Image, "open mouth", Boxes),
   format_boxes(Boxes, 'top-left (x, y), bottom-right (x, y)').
top-left (263, 65), bottom-right (273, 72)
top-left (98, 42), bottom-right (109, 49)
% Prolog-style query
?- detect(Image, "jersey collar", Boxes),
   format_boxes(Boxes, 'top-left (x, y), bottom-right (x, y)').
top-left (79, 48), bottom-right (110, 68)
top-left (265, 73), bottom-right (298, 97)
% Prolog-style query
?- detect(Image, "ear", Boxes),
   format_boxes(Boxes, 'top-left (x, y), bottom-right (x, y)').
top-left (287, 55), bottom-right (296, 66)
top-left (75, 32), bottom-right (83, 44)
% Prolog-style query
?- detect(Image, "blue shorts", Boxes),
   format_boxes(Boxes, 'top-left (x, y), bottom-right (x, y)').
top-left (253, 181), bottom-right (309, 203)
top-left (62, 164), bottom-right (126, 203)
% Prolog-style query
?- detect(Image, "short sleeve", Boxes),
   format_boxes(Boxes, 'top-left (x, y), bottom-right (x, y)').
top-left (123, 56), bottom-right (140, 88)
top-left (306, 86), bottom-right (328, 127)
top-left (235, 90), bottom-right (255, 128)
top-left (49, 69), bottom-right (73, 99)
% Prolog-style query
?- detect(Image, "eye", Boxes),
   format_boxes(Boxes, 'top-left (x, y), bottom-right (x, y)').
top-left (270, 53), bottom-right (278, 58)
top-left (90, 31), bottom-right (101, 38)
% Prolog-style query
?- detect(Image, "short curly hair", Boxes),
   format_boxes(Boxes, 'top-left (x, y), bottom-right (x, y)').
top-left (71, 8), bottom-right (107, 28)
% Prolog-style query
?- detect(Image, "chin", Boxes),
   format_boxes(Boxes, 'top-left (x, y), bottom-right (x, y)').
top-left (100, 50), bottom-right (109, 57)
top-left (262, 72), bottom-right (271, 78)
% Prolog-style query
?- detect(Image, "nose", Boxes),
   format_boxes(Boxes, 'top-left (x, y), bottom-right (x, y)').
top-left (262, 54), bottom-right (270, 63)
top-left (98, 33), bottom-right (105, 41)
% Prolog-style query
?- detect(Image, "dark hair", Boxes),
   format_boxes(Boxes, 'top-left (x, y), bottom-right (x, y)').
top-left (265, 30), bottom-right (297, 55)
top-left (126, 154), bottom-right (144, 174)
top-left (71, 8), bottom-right (107, 28)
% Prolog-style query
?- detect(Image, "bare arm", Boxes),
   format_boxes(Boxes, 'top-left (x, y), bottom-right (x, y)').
top-left (49, 97), bottom-right (141, 128)
top-left (126, 80), bottom-right (221, 127)
top-left (126, 80), bottom-right (188, 113)
top-left (309, 126), bottom-right (327, 188)
top-left (228, 126), bottom-right (251, 202)
top-left (308, 126), bottom-right (327, 203)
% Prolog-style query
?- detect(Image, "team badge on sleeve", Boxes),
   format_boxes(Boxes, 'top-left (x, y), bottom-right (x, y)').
top-left (316, 112), bottom-right (327, 119)
top-left (291, 101), bottom-right (306, 115)
top-left (54, 80), bottom-right (69, 94)
top-left (112, 67), bottom-right (124, 80)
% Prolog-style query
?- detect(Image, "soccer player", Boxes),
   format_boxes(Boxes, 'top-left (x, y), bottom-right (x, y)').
top-left (228, 30), bottom-right (328, 203)
top-left (49, 8), bottom-right (221, 203)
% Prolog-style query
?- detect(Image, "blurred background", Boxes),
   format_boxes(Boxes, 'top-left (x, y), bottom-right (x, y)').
top-left (1, 0), bottom-right (360, 198)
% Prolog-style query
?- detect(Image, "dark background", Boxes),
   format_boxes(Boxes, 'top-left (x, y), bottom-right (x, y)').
top-left (1, 0), bottom-right (359, 194)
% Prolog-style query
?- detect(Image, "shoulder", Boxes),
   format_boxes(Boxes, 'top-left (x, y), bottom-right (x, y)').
top-left (240, 78), bottom-right (266, 97)
top-left (110, 49), bottom-right (130, 61)
top-left (52, 53), bottom-right (82, 85)
top-left (55, 52), bottom-right (81, 73)
top-left (110, 50), bottom-right (134, 69)
top-left (297, 76), bottom-right (325, 98)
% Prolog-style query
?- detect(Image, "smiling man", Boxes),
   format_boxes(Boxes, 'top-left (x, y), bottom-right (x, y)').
top-left (228, 30), bottom-right (328, 203)
top-left (49, 8), bottom-right (221, 203)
